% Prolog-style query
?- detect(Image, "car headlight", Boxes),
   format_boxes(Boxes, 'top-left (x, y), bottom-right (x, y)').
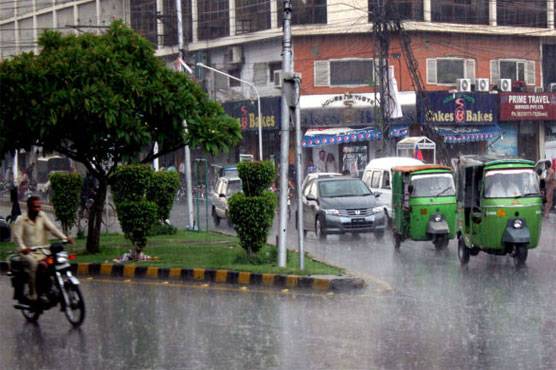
top-left (324, 209), bottom-right (340, 215)
top-left (372, 207), bottom-right (384, 214)
top-left (513, 219), bottom-right (524, 229)
top-left (433, 214), bottom-right (442, 222)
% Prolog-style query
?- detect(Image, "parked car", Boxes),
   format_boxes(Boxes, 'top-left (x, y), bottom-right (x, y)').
top-left (301, 176), bottom-right (386, 239)
top-left (210, 177), bottom-right (242, 226)
top-left (362, 157), bottom-right (423, 221)
top-left (301, 172), bottom-right (342, 193)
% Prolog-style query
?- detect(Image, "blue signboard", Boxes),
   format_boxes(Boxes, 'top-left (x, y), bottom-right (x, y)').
top-left (419, 92), bottom-right (498, 125)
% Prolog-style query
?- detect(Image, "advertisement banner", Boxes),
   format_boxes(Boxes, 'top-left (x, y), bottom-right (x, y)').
top-left (499, 93), bottom-right (556, 121)
top-left (420, 92), bottom-right (497, 125)
top-left (223, 97), bottom-right (280, 131)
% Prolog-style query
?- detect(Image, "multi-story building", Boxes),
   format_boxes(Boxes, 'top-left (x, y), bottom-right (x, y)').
top-left (2, 1), bottom-right (556, 173)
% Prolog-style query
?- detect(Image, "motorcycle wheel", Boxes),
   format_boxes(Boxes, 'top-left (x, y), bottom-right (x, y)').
top-left (63, 284), bottom-right (86, 327)
top-left (20, 281), bottom-right (41, 323)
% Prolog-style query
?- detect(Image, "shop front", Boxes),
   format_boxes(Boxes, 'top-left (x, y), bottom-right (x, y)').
top-left (419, 92), bottom-right (500, 162)
top-left (499, 92), bottom-right (556, 161)
top-left (300, 92), bottom-right (415, 177)
top-left (222, 96), bottom-right (281, 162)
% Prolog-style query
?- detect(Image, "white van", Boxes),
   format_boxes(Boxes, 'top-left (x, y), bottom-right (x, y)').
top-left (362, 157), bottom-right (423, 220)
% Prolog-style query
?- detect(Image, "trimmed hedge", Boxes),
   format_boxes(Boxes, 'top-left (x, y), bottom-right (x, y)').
top-left (49, 172), bottom-right (82, 235)
top-left (147, 171), bottom-right (180, 222)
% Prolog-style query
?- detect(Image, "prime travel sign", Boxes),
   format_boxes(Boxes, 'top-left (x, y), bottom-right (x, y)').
top-left (499, 93), bottom-right (556, 121)
top-left (420, 92), bottom-right (497, 125)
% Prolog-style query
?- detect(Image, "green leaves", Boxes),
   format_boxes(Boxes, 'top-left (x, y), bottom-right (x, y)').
top-left (49, 172), bottom-right (82, 234)
top-left (237, 161), bottom-right (276, 196)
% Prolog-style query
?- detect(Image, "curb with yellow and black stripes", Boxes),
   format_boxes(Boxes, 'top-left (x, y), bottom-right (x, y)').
top-left (0, 262), bottom-right (365, 292)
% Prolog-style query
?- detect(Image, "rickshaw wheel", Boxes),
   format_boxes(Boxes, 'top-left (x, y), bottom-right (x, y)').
top-left (458, 238), bottom-right (470, 265)
top-left (393, 232), bottom-right (401, 249)
top-left (433, 235), bottom-right (449, 250)
top-left (513, 245), bottom-right (528, 267)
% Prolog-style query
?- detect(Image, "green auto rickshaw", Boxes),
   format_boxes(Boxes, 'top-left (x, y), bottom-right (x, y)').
top-left (455, 156), bottom-right (543, 266)
top-left (391, 165), bottom-right (457, 250)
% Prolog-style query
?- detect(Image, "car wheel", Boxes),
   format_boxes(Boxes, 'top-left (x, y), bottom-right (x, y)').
top-left (315, 216), bottom-right (327, 240)
top-left (458, 237), bottom-right (470, 265)
top-left (212, 207), bottom-right (220, 226)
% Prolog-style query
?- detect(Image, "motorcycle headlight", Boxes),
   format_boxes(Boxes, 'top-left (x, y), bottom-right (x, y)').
top-left (324, 209), bottom-right (340, 215)
top-left (433, 214), bottom-right (442, 222)
top-left (513, 219), bottom-right (524, 229)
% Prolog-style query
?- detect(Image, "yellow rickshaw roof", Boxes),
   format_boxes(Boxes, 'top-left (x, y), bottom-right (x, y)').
top-left (392, 164), bottom-right (452, 173)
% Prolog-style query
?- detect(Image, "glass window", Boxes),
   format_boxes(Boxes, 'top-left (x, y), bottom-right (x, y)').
top-left (130, 0), bottom-right (157, 45)
top-left (368, 0), bottom-right (423, 22)
top-left (410, 174), bottom-right (455, 197)
top-left (431, 0), bottom-right (489, 25)
top-left (226, 180), bottom-right (242, 195)
top-left (198, 0), bottom-right (229, 40)
top-left (500, 61), bottom-right (526, 82)
top-left (498, 0), bottom-right (547, 28)
top-left (437, 59), bottom-right (464, 84)
top-left (278, 0), bottom-right (327, 25)
top-left (229, 68), bottom-right (241, 87)
top-left (318, 180), bottom-right (371, 198)
top-left (484, 169), bottom-right (540, 198)
top-left (381, 171), bottom-right (391, 189)
top-left (330, 60), bottom-right (374, 86)
top-left (235, 0), bottom-right (271, 34)
top-left (269, 62), bottom-right (282, 83)
top-left (371, 171), bottom-right (382, 189)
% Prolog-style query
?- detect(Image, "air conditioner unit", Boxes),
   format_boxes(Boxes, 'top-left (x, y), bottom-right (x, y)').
top-left (457, 78), bottom-right (471, 92)
top-left (273, 70), bottom-right (282, 88)
top-left (535, 86), bottom-right (544, 93)
top-left (499, 79), bottom-right (512, 92)
top-left (549, 83), bottom-right (556, 92)
top-left (226, 46), bottom-right (243, 64)
top-left (475, 78), bottom-right (489, 92)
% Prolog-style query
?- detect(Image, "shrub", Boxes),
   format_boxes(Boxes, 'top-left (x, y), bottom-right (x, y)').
top-left (148, 222), bottom-right (177, 236)
top-left (229, 161), bottom-right (277, 256)
top-left (117, 200), bottom-right (158, 252)
top-left (112, 164), bottom-right (158, 256)
top-left (49, 172), bottom-right (82, 235)
top-left (237, 160), bottom-right (275, 196)
top-left (147, 171), bottom-right (180, 222)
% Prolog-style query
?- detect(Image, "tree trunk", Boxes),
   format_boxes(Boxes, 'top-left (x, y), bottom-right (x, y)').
top-left (86, 179), bottom-right (107, 253)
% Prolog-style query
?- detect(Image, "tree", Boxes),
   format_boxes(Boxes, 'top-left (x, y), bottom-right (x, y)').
top-left (0, 21), bottom-right (241, 253)
top-left (49, 172), bottom-right (82, 235)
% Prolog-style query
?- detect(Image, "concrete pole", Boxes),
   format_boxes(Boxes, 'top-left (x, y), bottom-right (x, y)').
top-left (153, 142), bottom-right (159, 171)
top-left (489, 0), bottom-right (497, 27)
top-left (294, 75), bottom-right (304, 270)
top-left (278, 0), bottom-right (293, 268)
top-left (423, 0), bottom-right (431, 22)
top-left (177, 0), bottom-right (195, 229)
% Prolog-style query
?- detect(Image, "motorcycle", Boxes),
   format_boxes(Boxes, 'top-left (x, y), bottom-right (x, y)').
top-left (7, 241), bottom-right (85, 327)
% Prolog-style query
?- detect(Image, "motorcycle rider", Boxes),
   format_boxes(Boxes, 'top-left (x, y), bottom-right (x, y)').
top-left (12, 196), bottom-right (74, 304)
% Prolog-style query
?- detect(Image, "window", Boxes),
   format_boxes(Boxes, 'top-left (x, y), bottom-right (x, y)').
top-left (130, 0), bottom-right (157, 45)
top-left (368, 0), bottom-right (423, 22)
top-left (497, 0), bottom-right (547, 28)
top-left (381, 171), bottom-right (391, 190)
top-left (235, 0), bottom-right (271, 34)
top-left (314, 59), bottom-right (375, 87)
top-left (278, 0), bottom-right (327, 26)
top-left (198, 0), bottom-right (229, 40)
top-left (269, 62), bottom-right (282, 83)
top-left (426, 58), bottom-right (476, 85)
top-left (162, 0), bottom-right (192, 46)
top-left (229, 68), bottom-right (241, 87)
top-left (371, 171), bottom-right (382, 189)
top-left (490, 59), bottom-right (535, 85)
top-left (431, 0), bottom-right (489, 25)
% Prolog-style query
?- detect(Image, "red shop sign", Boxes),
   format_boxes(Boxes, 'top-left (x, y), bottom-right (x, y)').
top-left (499, 93), bottom-right (556, 121)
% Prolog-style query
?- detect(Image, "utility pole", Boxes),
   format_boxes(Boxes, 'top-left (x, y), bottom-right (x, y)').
top-left (278, 0), bottom-right (293, 267)
top-left (176, 0), bottom-right (195, 229)
top-left (372, 0), bottom-right (392, 156)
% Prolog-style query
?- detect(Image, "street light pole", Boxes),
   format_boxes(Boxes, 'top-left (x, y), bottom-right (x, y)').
top-left (176, 0), bottom-right (194, 229)
top-left (196, 62), bottom-right (263, 161)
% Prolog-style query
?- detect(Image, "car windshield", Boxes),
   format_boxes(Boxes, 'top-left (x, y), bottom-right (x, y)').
top-left (410, 173), bottom-right (455, 197)
top-left (227, 180), bottom-right (242, 195)
top-left (484, 169), bottom-right (540, 198)
top-left (318, 179), bottom-right (371, 198)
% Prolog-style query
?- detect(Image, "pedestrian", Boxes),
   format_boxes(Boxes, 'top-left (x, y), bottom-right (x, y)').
top-left (326, 153), bottom-right (338, 173)
top-left (316, 150), bottom-right (327, 172)
top-left (306, 159), bottom-right (316, 175)
top-left (544, 160), bottom-right (556, 218)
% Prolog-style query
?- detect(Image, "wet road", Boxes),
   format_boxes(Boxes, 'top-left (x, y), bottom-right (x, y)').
top-left (2, 201), bottom-right (556, 368)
